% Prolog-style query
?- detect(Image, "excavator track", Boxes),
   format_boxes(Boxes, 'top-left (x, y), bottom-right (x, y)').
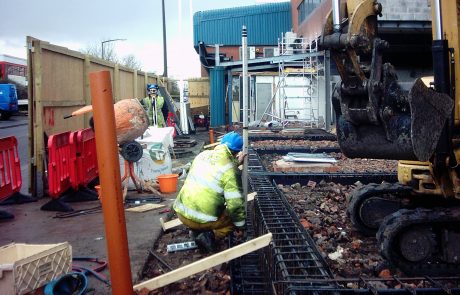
top-left (347, 182), bottom-right (412, 236)
top-left (377, 208), bottom-right (460, 276)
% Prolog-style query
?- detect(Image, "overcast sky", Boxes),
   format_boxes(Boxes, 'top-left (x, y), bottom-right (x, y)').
top-left (0, 0), bottom-right (288, 78)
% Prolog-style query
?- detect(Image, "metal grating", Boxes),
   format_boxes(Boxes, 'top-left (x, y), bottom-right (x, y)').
top-left (231, 147), bottom-right (460, 295)
top-left (258, 172), bottom-right (398, 186)
top-left (230, 202), bottom-right (270, 294)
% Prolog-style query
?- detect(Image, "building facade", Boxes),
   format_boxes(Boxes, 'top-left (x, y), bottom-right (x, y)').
top-left (193, 0), bottom-right (433, 127)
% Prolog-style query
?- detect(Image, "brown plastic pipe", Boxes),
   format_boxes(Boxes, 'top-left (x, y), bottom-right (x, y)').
top-left (209, 128), bottom-right (215, 144)
top-left (89, 71), bottom-right (133, 294)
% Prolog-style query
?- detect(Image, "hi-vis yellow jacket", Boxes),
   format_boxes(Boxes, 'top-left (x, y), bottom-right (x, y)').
top-left (173, 144), bottom-right (245, 227)
top-left (142, 95), bottom-right (165, 127)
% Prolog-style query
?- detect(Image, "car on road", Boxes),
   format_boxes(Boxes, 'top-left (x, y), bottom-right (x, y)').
top-left (0, 83), bottom-right (19, 120)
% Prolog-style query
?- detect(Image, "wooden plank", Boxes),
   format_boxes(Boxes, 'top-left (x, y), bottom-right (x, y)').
top-left (273, 159), bottom-right (339, 173)
top-left (33, 39), bottom-right (45, 178)
top-left (114, 64), bottom-right (120, 102)
top-left (160, 218), bottom-right (183, 231)
top-left (133, 233), bottom-right (272, 291)
top-left (247, 192), bottom-right (257, 202)
top-left (40, 42), bottom-right (86, 60)
top-left (203, 142), bottom-right (219, 149)
top-left (126, 203), bottom-right (165, 213)
top-left (133, 69), bottom-right (138, 99)
top-left (41, 100), bottom-right (86, 107)
top-left (84, 55), bottom-right (92, 127)
top-left (27, 36), bottom-right (36, 196)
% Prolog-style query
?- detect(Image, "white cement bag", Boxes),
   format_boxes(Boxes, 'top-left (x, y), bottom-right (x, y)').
top-left (119, 144), bottom-right (172, 190)
top-left (121, 127), bottom-right (174, 190)
top-left (136, 148), bottom-right (172, 182)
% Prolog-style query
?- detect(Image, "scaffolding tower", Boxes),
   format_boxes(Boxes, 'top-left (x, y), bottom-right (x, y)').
top-left (260, 36), bottom-right (324, 128)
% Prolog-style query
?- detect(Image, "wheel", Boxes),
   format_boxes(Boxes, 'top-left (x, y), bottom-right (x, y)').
top-left (0, 111), bottom-right (11, 120)
top-left (348, 183), bottom-right (406, 236)
top-left (398, 226), bottom-right (435, 262)
top-left (120, 141), bottom-right (143, 162)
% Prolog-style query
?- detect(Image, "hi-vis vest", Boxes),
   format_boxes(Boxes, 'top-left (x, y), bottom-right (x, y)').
top-left (173, 144), bottom-right (245, 227)
top-left (142, 95), bottom-right (165, 127)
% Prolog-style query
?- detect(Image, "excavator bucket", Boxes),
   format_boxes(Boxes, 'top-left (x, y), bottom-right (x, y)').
top-left (335, 78), bottom-right (453, 161)
top-left (408, 78), bottom-right (453, 161)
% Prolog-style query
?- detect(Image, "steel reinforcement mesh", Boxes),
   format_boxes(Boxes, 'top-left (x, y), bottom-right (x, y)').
top-left (230, 148), bottom-right (460, 295)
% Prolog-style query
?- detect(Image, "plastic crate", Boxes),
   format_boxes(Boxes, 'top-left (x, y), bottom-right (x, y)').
top-left (0, 242), bottom-right (72, 295)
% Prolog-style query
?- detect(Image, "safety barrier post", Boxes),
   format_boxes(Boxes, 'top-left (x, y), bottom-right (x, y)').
top-left (70, 128), bottom-right (98, 189)
top-left (89, 70), bottom-right (133, 294)
top-left (47, 132), bottom-right (73, 198)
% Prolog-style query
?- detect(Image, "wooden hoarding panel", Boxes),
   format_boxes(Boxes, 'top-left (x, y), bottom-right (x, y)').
top-left (119, 70), bottom-right (135, 100)
top-left (28, 37), bottom-right (159, 197)
top-left (41, 50), bottom-right (85, 102)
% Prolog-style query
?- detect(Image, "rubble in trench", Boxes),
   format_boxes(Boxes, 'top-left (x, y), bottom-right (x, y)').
top-left (251, 139), bottom-right (340, 148)
top-left (260, 152), bottom-right (398, 173)
top-left (279, 180), bottom-right (391, 279)
top-left (138, 139), bottom-right (401, 294)
top-left (139, 226), bottom-right (232, 295)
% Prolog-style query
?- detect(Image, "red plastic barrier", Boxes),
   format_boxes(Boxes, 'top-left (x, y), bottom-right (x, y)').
top-left (167, 112), bottom-right (176, 137)
top-left (69, 131), bottom-right (79, 190)
top-left (47, 131), bottom-right (72, 198)
top-left (70, 128), bottom-right (98, 188)
top-left (0, 136), bottom-right (22, 201)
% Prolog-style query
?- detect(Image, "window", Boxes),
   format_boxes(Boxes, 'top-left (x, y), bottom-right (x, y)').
top-left (6, 65), bottom-right (26, 77)
top-left (297, 0), bottom-right (321, 26)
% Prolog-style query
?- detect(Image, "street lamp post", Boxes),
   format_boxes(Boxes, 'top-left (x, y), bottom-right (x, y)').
top-left (101, 38), bottom-right (127, 60)
top-left (162, 0), bottom-right (168, 77)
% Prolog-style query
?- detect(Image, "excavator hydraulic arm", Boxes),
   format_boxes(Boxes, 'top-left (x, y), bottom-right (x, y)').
top-left (319, 0), bottom-right (453, 162)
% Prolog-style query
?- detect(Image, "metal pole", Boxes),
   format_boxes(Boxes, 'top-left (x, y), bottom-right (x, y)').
top-left (101, 39), bottom-right (126, 60)
top-left (89, 71), bottom-right (133, 294)
top-left (227, 70), bottom-right (233, 124)
top-left (162, 0), bottom-right (168, 77)
top-left (332, 0), bottom-right (341, 32)
top-left (242, 26), bottom-right (248, 209)
top-left (324, 50), bottom-right (331, 131)
top-left (433, 0), bottom-right (443, 40)
top-left (215, 44), bottom-right (220, 66)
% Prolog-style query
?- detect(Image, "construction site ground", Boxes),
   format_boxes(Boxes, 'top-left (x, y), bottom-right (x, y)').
top-left (0, 114), bottom-right (210, 294)
top-left (3, 118), bottom-right (460, 294)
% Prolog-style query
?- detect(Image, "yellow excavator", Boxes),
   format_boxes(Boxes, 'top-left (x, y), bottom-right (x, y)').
top-left (320, 0), bottom-right (460, 275)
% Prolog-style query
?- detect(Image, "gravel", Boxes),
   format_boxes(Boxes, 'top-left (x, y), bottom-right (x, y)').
top-left (260, 152), bottom-right (398, 173)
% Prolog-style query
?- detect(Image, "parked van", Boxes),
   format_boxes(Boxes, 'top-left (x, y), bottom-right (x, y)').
top-left (0, 84), bottom-right (18, 120)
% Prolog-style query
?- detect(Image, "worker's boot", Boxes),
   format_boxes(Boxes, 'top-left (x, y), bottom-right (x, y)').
top-left (194, 231), bottom-right (216, 253)
top-left (189, 230), bottom-right (200, 239)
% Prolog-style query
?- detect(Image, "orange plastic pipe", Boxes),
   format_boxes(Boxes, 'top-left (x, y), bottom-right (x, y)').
top-left (89, 71), bottom-right (133, 294)
top-left (209, 128), bottom-right (215, 144)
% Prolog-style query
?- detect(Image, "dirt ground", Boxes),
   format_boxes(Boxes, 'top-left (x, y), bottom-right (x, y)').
top-left (135, 139), bottom-right (430, 293)
top-left (138, 222), bottom-right (232, 294)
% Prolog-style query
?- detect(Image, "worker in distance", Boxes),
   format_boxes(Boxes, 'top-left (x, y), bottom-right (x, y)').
top-left (141, 84), bottom-right (166, 127)
top-left (173, 132), bottom-right (247, 252)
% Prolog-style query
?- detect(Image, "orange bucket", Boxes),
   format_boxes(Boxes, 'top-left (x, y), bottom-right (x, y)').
top-left (157, 174), bottom-right (179, 193)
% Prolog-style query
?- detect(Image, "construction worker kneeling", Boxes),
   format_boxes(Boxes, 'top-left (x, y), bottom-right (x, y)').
top-left (173, 132), bottom-right (246, 253)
